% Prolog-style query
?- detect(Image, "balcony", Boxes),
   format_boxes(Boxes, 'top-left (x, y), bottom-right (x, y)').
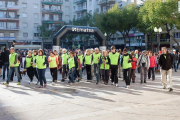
top-left (98, 0), bottom-right (116, 5)
top-left (7, 5), bottom-right (19, 10)
top-left (42, 0), bottom-right (63, 5)
top-left (73, 0), bottom-right (87, 4)
top-left (0, 6), bottom-right (7, 10)
top-left (0, 15), bottom-right (19, 21)
top-left (42, 17), bottom-right (62, 23)
top-left (42, 8), bottom-right (63, 14)
top-left (0, 26), bottom-right (20, 31)
top-left (74, 6), bottom-right (87, 12)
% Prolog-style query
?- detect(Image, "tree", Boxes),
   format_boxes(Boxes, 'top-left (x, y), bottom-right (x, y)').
top-left (139, 0), bottom-right (180, 52)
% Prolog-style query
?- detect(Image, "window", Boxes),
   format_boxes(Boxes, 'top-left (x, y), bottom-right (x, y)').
top-left (33, 3), bottom-right (38, 8)
top-left (23, 23), bottom-right (28, 28)
top-left (9, 12), bottom-right (15, 18)
top-left (0, 12), bottom-right (6, 18)
top-left (44, 14), bottom-right (49, 20)
top-left (33, 13), bottom-right (39, 18)
top-left (89, 0), bottom-right (92, 5)
top-left (23, 33), bottom-right (28, 37)
top-left (0, 22), bottom-right (5, 28)
top-left (0, 1), bottom-right (3, 7)
top-left (34, 33), bottom-right (39, 37)
top-left (22, 3), bottom-right (27, 8)
top-left (7, 2), bottom-right (15, 6)
top-left (10, 33), bottom-right (15, 37)
top-left (34, 23), bottom-right (39, 28)
top-left (44, 5), bottom-right (49, 10)
top-left (7, 22), bottom-right (16, 28)
top-left (0, 33), bottom-right (4, 37)
top-left (65, 6), bottom-right (70, 11)
top-left (53, 15), bottom-right (59, 21)
top-left (73, 6), bottom-right (76, 10)
top-left (22, 13), bottom-right (27, 17)
top-left (65, 0), bottom-right (69, 2)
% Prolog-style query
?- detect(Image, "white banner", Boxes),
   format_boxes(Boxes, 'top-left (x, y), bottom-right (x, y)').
top-left (99, 46), bottom-right (107, 51)
top-left (53, 46), bottom-right (60, 53)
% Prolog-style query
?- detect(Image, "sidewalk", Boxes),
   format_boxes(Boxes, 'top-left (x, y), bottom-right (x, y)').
top-left (0, 69), bottom-right (180, 120)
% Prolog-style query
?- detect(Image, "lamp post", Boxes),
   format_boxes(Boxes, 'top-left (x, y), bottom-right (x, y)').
top-left (104, 32), bottom-right (107, 48)
top-left (154, 27), bottom-right (162, 52)
top-left (137, 36), bottom-right (142, 51)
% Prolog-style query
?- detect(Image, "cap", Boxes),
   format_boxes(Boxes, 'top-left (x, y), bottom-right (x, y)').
top-left (173, 49), bottom-right (176, 52)
top-left (78, 51), bottom-right (82, 54)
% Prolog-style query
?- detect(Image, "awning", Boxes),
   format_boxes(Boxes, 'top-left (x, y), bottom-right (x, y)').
top-left (0, 37), bottom-right (15, 40)
top-left (126, 43), bottom-right (146, 47)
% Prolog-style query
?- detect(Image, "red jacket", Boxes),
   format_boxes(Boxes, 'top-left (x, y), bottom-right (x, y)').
top-left (149, 56), bottom-right (156, 68)
top-left (131, 57), bottom-right (137, 69)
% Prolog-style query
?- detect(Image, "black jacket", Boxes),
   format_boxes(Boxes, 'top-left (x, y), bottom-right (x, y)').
top-left (1, 50), bottom-right (10, 63)
top-left (172, 53), bottom-right (178, 61)
top-left (159, 53), bottom-right (174, 70)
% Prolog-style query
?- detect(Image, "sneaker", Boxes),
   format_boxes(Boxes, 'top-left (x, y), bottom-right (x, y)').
top-left (61, 79), bottom-right (65, 82)
top-left (39, 86), bottom-right (43, 88)
top-left (77, 79), bottom-right (80, 82)
top-left (52, 82), bottom-right (55, 85)
top-left (17, 82), bottom-right (21, 85)
top-left (36, 81), bottom-right (39, 85)
top-left (140, 81), bottom-right (143, 84)
top-left (96, 82), bottom-right (99, 85)
top-left (68, 81), bottom-right (71, 83)
top-left (111, 82), bottom-right (114, 85)
top-left (144, 81), bottom-right (147, 83)
top-left (126, 85), bottom-right (130, 89)
top-left (29, 81), bottom-right (33, 84)
top-left (10, 80), bottom-right (13, 82)
top-left (3, 83), bottom-right (9, 86)
top-left (152, 79), bottom-right (155, 81)
top-left (54, 80), bottom-right (57, 83)
top-left (115, 84), bottom-right (119, 87)
top-left (132, 81), bottom-right (135, 83)
top-left (44, 84), bottom-right (47, 88)
top-left (163, 86), bottom-right (166, 89)
top-left (87, 80), bottom-right (91, 82)
top-left (169, 88), bottom-right (173, 92)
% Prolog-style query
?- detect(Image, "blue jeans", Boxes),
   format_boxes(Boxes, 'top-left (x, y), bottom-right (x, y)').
top-left (174, 61), bottom-right (177, 72)
top-left (94, 64), bottom-right (100, 82)
top-left (37, 69), bottom-right (46, 86)
top-left (3, 62), bottom-right (9, 79)
top-left (68, 68), bottom-right (76, 83)
top-left (7, 67), bottom-right (20, 84)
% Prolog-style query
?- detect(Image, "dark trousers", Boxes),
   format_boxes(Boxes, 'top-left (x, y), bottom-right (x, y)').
top-left (110, 65), bottom-right (118, 84)
top-left (123, 68), bottom-right (131, 86)
top-left (86, 65), bottom-right (92, 80)
top-left (11, 65), bottom-right (22, 81)
top-left (50, 68), bottom-right (57, 82)
top-left (33, 68), bottom-right (39, 81)
top-left (62, 65), bottom-right (67, 80)
top-left (130, 69), bottom-right (135, 82)
top-left (27, 67), bottom-right (33, 81)
top-left (148, 67), bottom-right (155, 79)
top-left (101, 69), bottom-right (109, 83)
top-left (3, 62), bottom-right (9, 79)
top-left (37, 69), bottom-right (46, 86)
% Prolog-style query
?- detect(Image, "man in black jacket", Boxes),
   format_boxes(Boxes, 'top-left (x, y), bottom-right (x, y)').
top-left (172, 50), bottom-right (178, 72)
top-left (1, 47), bottom-right (10, 80)
top-left (159, 47), bottom-right (174, 92)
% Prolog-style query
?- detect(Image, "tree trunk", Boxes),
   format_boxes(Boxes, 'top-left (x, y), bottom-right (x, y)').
top-left (123, 36), bottom-right (126, 49)
top-left (167, 31), bottom-right (180, 52)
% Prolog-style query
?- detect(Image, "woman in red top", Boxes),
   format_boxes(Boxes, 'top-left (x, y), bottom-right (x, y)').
top-left (148, 51), bottom-right (157, 81)
top-left (130, 52), bottom-right (137, 83)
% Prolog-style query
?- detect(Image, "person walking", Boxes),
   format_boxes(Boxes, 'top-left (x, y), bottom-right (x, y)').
top-left (0, 50), bottom-right (3, 77)
top-left (109, 46), bottom-right (120, 87)
top-left (32, 50), bottom-right (39, 85)
top-left (92, 48), bottom-right (101, 84)
top-left (172, 50), bottom-right (178, 72)
top-left (83, 49), bottom-right (92, 82)
top-left (77, 51), bottom-right (83, 79)
top-left (24, 52), bottom-right (33, 84)
top-left (159, 47), bottom-right (174, 92)
top-left (3, 47), bottom-right (21, 86)
top-left (35, 49), bottom-right (48, 88)
top-left (130, 52), bottom-right (137, 83)
top-left (67, 51), bottom-right (78, 84)
top-left (121, 48), bottom-right (132, 88)
top-left (148, 51), bottom-right (156, 81)
top-left (2, 47), bottom-right (10, 81)
top-left (118, 49), bottom-right (122, 78)
top-left (48, 52), bottom-right (58, 85)
top-left (100, 50), bottom-right (110, 85)
top-left (137, 50), bottom-right (150, 84)
top-left (61, 49), bottom-right (69, 82)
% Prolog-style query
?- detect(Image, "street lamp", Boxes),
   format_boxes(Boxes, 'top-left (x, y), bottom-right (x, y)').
top-left (154, 27), bottom-right (162, 52)
top-left (137, 36), bottom-right (142, 51)
top-left (104, 32), bottom-right (107, 48)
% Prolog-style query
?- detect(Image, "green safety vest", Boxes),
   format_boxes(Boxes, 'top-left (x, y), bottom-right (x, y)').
top-left (93, 52), bottom-right (101, 64)
top-left (100, 56), bottom-right (110, 70)
top-left (36, 55), bottom-right (46, 69)
top-left (68, 57), bottom-right (75, 69)
top-left (109, 52), bottom-right (119, 65)
top-left (49, 56), bottom-right (57, 68)
top-left (85, 55), bottom-right (91, 65)
top-left (25, 57), bottom-right (32, 68)
top-left (136, 54), bottom-right (138, 59)
top-left (9, 53), bottom-right (19, 67)
top-left (122, 55), bottom-right (132, 69)
top-left (32, 55), bottom-right (37, 68)
top-left (62, 53), bottom-right (69, 65)
top-left (77, 55), bottom-right (83, 64)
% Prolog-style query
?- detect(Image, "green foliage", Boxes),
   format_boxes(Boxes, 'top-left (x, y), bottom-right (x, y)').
top-left (37, 23), bottom-right (53, 40)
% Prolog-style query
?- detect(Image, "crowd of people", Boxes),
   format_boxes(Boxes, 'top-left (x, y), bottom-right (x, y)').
top-left (0, 46), bottom-right (179, 92)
